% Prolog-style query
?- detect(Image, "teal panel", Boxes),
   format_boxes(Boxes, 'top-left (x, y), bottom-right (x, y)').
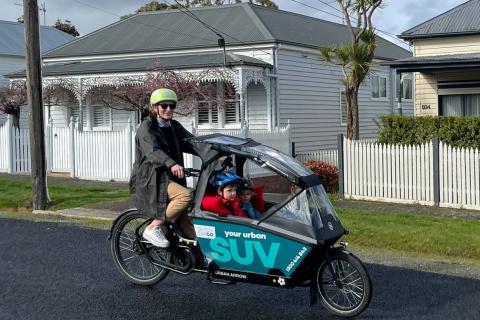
top-left (193, 218), bottom-right (312, 276)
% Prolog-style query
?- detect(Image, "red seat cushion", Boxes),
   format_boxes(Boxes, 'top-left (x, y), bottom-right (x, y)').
top-left (251, 185), bottom-right (265, 213)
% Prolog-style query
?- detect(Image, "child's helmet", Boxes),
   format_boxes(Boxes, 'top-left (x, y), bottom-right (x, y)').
top-left (213, 171), bottom-right (242, 189)
top-left (238, 179), bottom-right (254, 191)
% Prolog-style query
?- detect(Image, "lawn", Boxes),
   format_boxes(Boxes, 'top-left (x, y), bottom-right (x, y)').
top-left (0, 175), bottom-right (129, 211)
top-left (339, 208), bottom-right (480, 265)
top-left (1, 174), bottom-right (479, 266)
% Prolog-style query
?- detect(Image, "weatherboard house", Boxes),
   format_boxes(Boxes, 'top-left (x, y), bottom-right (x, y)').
top-left (7, 3), bottom-right (411, 152)
top-left (0, 20), bottom-right (74, 127)
top-left (390, 0), bottom-right (480, 117)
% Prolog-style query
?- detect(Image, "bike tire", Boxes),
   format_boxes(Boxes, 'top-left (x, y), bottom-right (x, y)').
top-left (316, 250), bottom-right (372, 318)
top-left (110, 210), bottom-right (171, 285)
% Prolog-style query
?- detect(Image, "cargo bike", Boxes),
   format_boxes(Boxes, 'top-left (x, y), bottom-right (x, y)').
top-left (108, 134), bottom-right (372, 317)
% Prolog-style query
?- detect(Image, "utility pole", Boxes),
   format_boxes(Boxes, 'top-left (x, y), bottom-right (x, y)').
top-left (23, 0), bottom-right (49, 210)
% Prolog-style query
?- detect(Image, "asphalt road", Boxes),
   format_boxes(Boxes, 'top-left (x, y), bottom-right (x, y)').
top-left (1, 219), bottom-right (479, 320)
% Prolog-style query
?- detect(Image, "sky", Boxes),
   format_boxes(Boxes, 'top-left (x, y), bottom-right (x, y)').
top-left (0, 0), bottom-right (467, 49)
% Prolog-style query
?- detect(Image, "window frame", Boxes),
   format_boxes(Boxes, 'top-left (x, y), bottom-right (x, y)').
top-left (395, 73), bottom-right (413, 101)
top-left (371, 75), bottom-right (388, 101)
top-left (90, 104), bottom-right (113, 131)
top-left (196, 81), bottom-right (241, 129)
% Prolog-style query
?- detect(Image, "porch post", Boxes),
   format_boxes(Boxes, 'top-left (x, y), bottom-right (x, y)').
top-left (6, 115), bottom-right (14, 174)
top-left (397, 71), bottom-right (403, 115)
top-left (238, 68), bottom-right (245, 123)
top-left (78, 78), bottom-right (84, 131)
top-left (69, 116), bottom-right (76, 178)
top-left (45, 117), bottom-right (53, 173)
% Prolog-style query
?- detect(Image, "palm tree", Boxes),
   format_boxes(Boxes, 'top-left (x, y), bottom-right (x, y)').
top-left (319, 0), bottom-right (382, 140)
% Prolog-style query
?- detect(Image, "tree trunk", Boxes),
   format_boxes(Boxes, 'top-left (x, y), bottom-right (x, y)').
top-left (345, 86), bottom-right (360, 140)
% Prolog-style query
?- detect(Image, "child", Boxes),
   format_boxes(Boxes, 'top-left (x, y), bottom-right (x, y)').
top-left (238, 179), bottom-right (262, 220)
top-left (201, 171), bottom-right (247, 218)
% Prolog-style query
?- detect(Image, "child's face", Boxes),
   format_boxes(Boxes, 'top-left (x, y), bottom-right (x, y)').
top-left (219, 184), bottom-right (237, 201)
top-left (239, 189), bottom-right (252, 204)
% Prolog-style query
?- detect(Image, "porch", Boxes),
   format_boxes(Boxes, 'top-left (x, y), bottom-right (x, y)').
top-left (389, 53), bottom-right (480, 116)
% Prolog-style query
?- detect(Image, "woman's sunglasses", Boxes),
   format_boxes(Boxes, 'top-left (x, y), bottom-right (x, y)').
top-left (157, 103), bottom-right (176, 110)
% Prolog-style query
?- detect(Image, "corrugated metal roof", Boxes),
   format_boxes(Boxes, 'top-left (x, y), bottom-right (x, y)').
top-left (401, 0), bottom-right (480, 40)
top-left (44, 3), bottom-right (410, 60)
top-left (251, 5), bottom-right (410, 60)
top-left (7, 52), bottom-right (272, 78)
top-left (389, 53), bottom-right (480, 64)
top-left (0, 20), bottom-right (75, 57)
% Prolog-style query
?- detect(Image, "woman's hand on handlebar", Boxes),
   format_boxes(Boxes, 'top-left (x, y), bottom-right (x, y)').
top-left (171, 164), bottom-right (185, 179)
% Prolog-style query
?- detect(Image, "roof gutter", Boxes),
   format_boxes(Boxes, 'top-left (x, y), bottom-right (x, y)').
top-left (399, 31), bottom-right (480, 41)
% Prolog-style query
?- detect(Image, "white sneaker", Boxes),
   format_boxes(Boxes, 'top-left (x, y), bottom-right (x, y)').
top-left (142, 226), bottom-right (170, 248)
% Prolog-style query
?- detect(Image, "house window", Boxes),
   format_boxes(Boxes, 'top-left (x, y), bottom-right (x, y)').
top-left (197, 102), bottom-right (218, 126)
top-left (69, 105), bottom-right (111, 130)
top-left (340, 89), bottom-right (347, 125)
top-left (396, 74), bottom-right (413, 100)
top-left (225, 100), bottom-right (241, 124)
top-left (371, 75), bottom-right (387, 99)
top-left (69, 105), bottom-right (86, 128)
top-left (441, 94), bottom-right (480, 116)
top-left (196, 81), bottom-right (240, 127)
top-left (92, 105), bottom-right (111, 128)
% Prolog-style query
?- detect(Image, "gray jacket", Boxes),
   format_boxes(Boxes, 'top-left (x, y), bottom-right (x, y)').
top-left (129, 115), bottom-right (195, 219)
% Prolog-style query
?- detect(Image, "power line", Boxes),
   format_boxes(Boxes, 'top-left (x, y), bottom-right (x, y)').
top-left (290, 0), bottom-right (408, 47)
top-left (71, 0), bottom-right (408, 59)
top-left (314, 0), bottom-right (407, 41)
top-left (164, 0), bottom-right (276, 57)
top-left (70, 0), bottom-right (221, 44)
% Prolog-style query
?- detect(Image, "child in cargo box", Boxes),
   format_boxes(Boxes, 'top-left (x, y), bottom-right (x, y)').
top-left (201, 171), bottom-right (247, 218)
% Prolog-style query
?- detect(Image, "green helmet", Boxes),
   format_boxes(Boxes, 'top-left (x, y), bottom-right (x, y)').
top-left (150, 88), bottom-right (178, 105)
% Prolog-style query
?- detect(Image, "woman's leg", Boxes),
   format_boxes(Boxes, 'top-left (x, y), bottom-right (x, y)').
top-left (165, 180), bottom-right (195, 238)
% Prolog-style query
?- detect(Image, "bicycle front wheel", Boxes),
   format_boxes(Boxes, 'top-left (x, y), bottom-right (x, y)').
top-left (316, 251), bottom-right (372, 317)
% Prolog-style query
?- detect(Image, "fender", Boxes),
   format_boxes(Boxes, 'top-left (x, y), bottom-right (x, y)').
top-left (106, 208), bottom-right (141, 240)
top-left (309, 245), bottom-right (351, 306)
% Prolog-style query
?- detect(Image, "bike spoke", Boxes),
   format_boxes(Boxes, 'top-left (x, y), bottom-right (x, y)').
top-left (113, 215), bottom-right (169, 281)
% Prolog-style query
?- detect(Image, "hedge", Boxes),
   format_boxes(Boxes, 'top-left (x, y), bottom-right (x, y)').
top-left (377, 115), bottom-right (480, 149)
top-left (303, 160), bottom-right (338, 193)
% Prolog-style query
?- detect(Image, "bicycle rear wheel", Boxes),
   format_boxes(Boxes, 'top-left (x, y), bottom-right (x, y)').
top-left (110, 210), bottom-right (171, 285)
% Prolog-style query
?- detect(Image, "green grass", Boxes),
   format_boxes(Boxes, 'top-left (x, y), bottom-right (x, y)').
top-left (0, 211), bottom-right (112, 229)
top-left (0, 176), bottom-right (129, 211)
top-left (338, 208), bottom-right (480, 265)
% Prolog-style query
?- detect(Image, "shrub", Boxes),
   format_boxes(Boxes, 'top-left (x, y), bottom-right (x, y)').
top-left (377, 115), bottom-right (480, 149)
top-left (303, 160), bottom-right (338, 193)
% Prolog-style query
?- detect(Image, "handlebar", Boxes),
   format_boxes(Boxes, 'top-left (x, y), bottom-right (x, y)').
top-left (184, 168), bottom-right (201, 177)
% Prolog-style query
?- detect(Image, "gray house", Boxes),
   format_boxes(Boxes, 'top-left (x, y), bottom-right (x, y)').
top-left (0, 20), bottom-right (74, 86)
top-left (8, 3), bottom-right (411, 152)
top-left (0, 20), bottom-right (74, 126)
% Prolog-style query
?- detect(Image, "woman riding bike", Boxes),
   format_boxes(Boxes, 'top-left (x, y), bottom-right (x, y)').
top-left (129, 88), bottom-right (197, 248)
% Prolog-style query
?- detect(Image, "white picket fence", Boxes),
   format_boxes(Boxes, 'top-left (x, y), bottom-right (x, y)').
top-left (439, 142), bottom-right (480, 209)
top-left (0, 115), bottom-right (291, 182)
top-left (342, 138), bottom-right (480, 210)
top-left (0, 116), bottom-right (31, 173)
top-left (295, 149), bottom-right (338, 166)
